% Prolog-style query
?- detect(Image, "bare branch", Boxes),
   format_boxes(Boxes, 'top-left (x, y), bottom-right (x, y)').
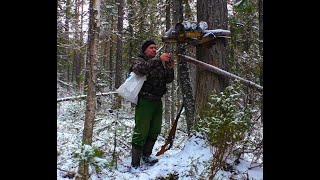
top-left (178, 54), bottom-right (263, 92)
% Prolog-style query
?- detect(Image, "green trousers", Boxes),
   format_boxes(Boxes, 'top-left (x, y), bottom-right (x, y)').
top-left (132, 97), bottom-right (163, 147)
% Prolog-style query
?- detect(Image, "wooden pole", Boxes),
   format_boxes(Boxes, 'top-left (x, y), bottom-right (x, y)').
top-left (178, 54), bottom-right (263, 92)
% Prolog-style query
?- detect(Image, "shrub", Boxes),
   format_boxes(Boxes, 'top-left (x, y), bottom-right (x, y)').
top-left (195, 80), bottom-right (256, 178)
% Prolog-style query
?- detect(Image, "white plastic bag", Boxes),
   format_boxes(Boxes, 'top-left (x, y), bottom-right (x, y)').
top-left (116, 72), bottom-right (146, 104)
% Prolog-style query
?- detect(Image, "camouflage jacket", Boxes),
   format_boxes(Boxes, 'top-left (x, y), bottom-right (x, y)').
top-left (132, 53), bottom-right (174, 101)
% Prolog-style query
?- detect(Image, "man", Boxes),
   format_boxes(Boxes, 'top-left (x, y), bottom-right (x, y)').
top-left (130, 40), bottom-right (174, 169)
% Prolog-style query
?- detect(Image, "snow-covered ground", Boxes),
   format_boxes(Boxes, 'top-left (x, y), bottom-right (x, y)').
top-left (57, 95), bottom-right (263, 180)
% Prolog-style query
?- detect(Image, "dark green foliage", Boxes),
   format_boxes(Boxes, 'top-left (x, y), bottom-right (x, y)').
top-left (233, 0), bottom-right (256, 14)
top-left (74, 145), bottom-right (112, 173)
top-left (195, 80), bottom-right (255, 147)
top-left (228, 0), bottom-right (261, 85)
top-left (194, 80), bottom-right (256, 177)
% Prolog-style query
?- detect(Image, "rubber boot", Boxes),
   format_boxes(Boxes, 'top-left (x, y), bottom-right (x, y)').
top-left (131, 145), bottom-right (142, 169)
top-left (142, 138), bottom-right (158, 165)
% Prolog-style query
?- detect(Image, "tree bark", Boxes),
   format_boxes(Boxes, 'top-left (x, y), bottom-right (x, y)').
top-left (259, 0), bottom-right (263, 123)
top-left (109, 14), bottom-right (114, 91)
top-left (164, 0), bottom-right (172, 135)
top-left (79, 0), bottom-right (84, 92)
top-left (72, 0), bottom-right (82, 90)
top-left (65, 0), bottom-right (71, 83)
top-left (76, 0), bottom-right (100, 179)
top-left (173, 0), bottom-right (195, 134)
top-left (115, 0), bottom-right (124, 107)
top-left (127, 0), bottom-right (134, 75)
top-left (195, 0), bottom-right (229, 116)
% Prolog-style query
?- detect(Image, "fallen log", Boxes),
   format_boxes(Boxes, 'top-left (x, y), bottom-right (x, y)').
top-left (57, 91), bottom-right (118, 103)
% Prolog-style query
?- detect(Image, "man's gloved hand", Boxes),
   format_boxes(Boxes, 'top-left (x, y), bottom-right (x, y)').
top-left (160, 53), bottom-right (171, 62)
top-left (160, 53), bottom-right (175, 69)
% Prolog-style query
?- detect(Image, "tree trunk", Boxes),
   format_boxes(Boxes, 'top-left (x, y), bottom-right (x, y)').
top-left (127, 0), bottom-right (135, 109)
top-left (73, 0), bottom-right (82, 91)
top-left (259, 0), bottom-right (263, 123)
top-left (76, 0), bottom-right (100, 179)
top-left (163, 0), bottom-right (172, 135)
top-left (83, 5), bottom-right (92, 95)
top-left (109, 14), bottom-right (114, 91)
top-left (79, 0), bottom-right (84, 92)
top-left (115, 0), bottom-right (124, 107)
top-left (173, 0), bottom-right (195, 134)
top-left (102, 32), bottom-right (109, 69)
top-left (65, 0), bottom-right (71, 83)
top-left (127, 0), bottom-right (134, 74)
top-left (195, 0), bottom-right (229, 116)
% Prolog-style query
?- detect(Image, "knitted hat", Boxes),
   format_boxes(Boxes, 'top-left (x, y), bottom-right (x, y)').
top-left (141, 40), bottom-right (156, 53)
